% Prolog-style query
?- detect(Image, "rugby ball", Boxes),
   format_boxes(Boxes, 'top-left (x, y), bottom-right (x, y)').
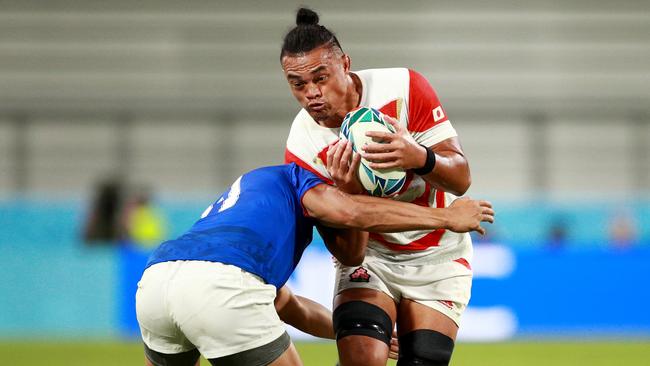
top-left (339, 107), bottom-right (406, 197)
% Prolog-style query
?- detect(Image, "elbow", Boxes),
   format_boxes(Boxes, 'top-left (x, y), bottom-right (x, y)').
top-left (448, 165), bottom-right (471, 196)
top-left (453, 176), bottom-right (471, 196)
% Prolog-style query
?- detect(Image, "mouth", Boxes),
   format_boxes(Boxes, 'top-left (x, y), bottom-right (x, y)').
top-left (308, 102), bottom-right (326, 112)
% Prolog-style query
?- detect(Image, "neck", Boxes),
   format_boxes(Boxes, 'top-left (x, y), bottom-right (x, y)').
top-left (348, 72), bottom-right (362, 110)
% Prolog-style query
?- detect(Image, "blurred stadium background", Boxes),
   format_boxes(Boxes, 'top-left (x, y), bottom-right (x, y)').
top-left (1, 0), bottom-right (649, 365)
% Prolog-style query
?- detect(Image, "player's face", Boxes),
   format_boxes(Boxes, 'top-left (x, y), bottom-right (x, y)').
top-left (282, 46), bottom-right (352, 126)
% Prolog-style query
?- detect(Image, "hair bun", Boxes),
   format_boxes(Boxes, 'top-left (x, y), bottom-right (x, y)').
top-left (296, 8), bottom-right (319, 26)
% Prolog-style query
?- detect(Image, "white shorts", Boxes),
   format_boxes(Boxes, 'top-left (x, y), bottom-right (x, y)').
top-left (135, 261), bottom-right (286, 359)
top-left (334, 246), bottom-right (473, 326)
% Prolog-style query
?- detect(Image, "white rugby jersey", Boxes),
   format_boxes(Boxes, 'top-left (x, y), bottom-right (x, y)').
top-left (285, 68), bottom-right (471, 263)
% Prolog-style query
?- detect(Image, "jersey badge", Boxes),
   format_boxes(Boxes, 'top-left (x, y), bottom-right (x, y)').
top-left (349, 267), bottom-right (371, 283)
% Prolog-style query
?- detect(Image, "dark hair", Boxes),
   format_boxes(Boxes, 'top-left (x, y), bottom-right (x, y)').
top-left (281, 7), bottom-right (342, 59)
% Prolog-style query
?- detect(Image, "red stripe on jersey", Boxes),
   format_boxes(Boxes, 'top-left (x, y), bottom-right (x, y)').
top-left (369, 189), bottom-right (447, 251)
top-left (284, 148), bottom-right (334, 185)
top-left (412, 182), bottom-right (432, 207)
top-left (407, 69), bottom-right (449, 133)
top-left (454, 257), bottom-right (472, 270)
top-left (379, 99), bottom-right (398, 119)
top-left (316, 145), bottom-right (331, 171)
top-left (397, 171), bottom-right (415, 195)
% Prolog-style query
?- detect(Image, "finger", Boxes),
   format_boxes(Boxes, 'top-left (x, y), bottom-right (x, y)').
top-left (475, 225), bottom-right (486, 236)
top-left (479, 200), bottom-right (492, 208)
top-left (483, 214), bottom-right (495, 224)
top-left (365, 130), bottom-right (395, 142)
top-left (331, 139), bottom-right (347, 171)
top-left (350, 152), bottom-right (362, 173)
top-left (340, 140), bottom-right (353, 169)
top-left (347, 152), bottom-right (361, 182)
top-left (390, 341), bottom-right (399, 353)
top-left (326, 143), bottom-right (336, 169)
top-left (482, 208), bottom-right (495, 216)
top-left (329, 140), bottom-right (345, 172)
top-left (362, 142), bottom-right (395, 153)
top-left (362, 152), bottom-right (397, 163)
top-left (383, 115), bottom-right (403, 133)
top-left (388, 351), bottom-right (399, 360)
top-left (368, 161), bottom-right (401, 170)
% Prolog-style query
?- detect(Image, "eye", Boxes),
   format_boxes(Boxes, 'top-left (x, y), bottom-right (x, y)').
top-left (317, 75), bottom-right (328, 83)
top-left (292, 81), bottom-right (305, 88)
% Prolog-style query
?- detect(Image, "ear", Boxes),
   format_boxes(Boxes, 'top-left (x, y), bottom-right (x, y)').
top-left (342, 54), bottom-right (351, 73)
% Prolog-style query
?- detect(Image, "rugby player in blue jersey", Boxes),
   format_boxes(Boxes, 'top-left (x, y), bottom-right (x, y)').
top-left (136, 163), bottom-right (493, 366)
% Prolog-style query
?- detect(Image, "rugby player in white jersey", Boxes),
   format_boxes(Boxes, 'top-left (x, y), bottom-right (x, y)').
top-left (281, 8), bottom-right (476, 366)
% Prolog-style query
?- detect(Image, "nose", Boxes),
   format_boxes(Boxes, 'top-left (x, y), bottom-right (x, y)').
top-left (305, 83), bottom-right (322, 99)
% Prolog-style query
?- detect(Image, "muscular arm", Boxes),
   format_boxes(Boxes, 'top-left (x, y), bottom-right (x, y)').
top-left (303, 184), bottom-right (452, 233)
top-left (275, 286), bottom-right (334, 339)
top-left (363, 120), bottom-right (471, 196)
top-left (316, 224), bottom-right (368, 266)
top-left (420, 137), bottom-right (471, 196)
top-left (304, 184), bottom-right (493, 233)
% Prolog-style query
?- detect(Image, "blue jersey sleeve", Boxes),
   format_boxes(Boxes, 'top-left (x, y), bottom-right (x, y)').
top-left (288, 163), bottom-right (325, 209)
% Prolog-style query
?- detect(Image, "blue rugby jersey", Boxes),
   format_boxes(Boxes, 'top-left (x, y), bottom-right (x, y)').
top-left (146, 163), bottom-right (324, 288)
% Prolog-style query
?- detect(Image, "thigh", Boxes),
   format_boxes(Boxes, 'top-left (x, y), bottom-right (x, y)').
top-left (397, 259), bottom-right (473, 331)
top-left (268, 343), bottom-right (302, 366)
top-left (334, 287), bottom-right (397, 366)
top-left (395, 259), bottom-right (473, 339)
top-left (397, 299), bottom-right (458, 340)
top-left (207, 332), bottom-right (300, 366)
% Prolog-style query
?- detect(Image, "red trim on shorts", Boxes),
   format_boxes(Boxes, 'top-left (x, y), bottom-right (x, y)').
top-left (284, 148), bottom-right (333, 185)
top-left (454, 257), bottom-right (472, 270)
top-left (438, 300), bottom-right (454, 309)
top-left (370, 189), bottom-right (447, 251)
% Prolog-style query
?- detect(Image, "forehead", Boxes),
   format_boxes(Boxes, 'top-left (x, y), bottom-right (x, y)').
top-left (282, 46), bottom-right (341, 75)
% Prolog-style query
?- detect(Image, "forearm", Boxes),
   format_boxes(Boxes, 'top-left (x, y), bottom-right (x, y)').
top-left (409, 137), bottom-right (470, 196)
top-left (317, 224), bottom-right (367, 266)
top-left (305, 184), bottom-right (448, 234)
top-left (346, 195), bottom-right (451, 233)
top-left (277, 289), bottom-right (335, 339)
top-left (291, 295), bottom-right (335, 339)
top-left (420, 149), bottom-right (471, 196)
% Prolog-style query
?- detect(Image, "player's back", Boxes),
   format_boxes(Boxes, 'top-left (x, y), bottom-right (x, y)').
top-left (146, 163), bottom-right (323, 288)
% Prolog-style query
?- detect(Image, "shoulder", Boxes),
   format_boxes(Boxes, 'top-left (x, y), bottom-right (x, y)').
top-left (289, 109), bottom-right (314, 129)
top-left (287, 109), bottom-right (316, 144)
top-left (406, 69), bottom-right (437, 93)
top-left (356, 67), bottom-right (409, 87)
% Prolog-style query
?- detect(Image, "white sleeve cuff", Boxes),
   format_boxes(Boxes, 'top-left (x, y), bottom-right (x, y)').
top-left (411, 121), bottom-right (458, 147)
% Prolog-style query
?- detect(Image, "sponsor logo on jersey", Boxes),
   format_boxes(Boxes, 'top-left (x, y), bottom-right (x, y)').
top-left (349, 267), bottom-right (371, 282)
top-left (432, 106), bottom-right (445, 122)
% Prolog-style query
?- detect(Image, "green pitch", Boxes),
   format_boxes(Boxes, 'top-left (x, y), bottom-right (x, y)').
top-left (1, 341), bottom-right (649, 365)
